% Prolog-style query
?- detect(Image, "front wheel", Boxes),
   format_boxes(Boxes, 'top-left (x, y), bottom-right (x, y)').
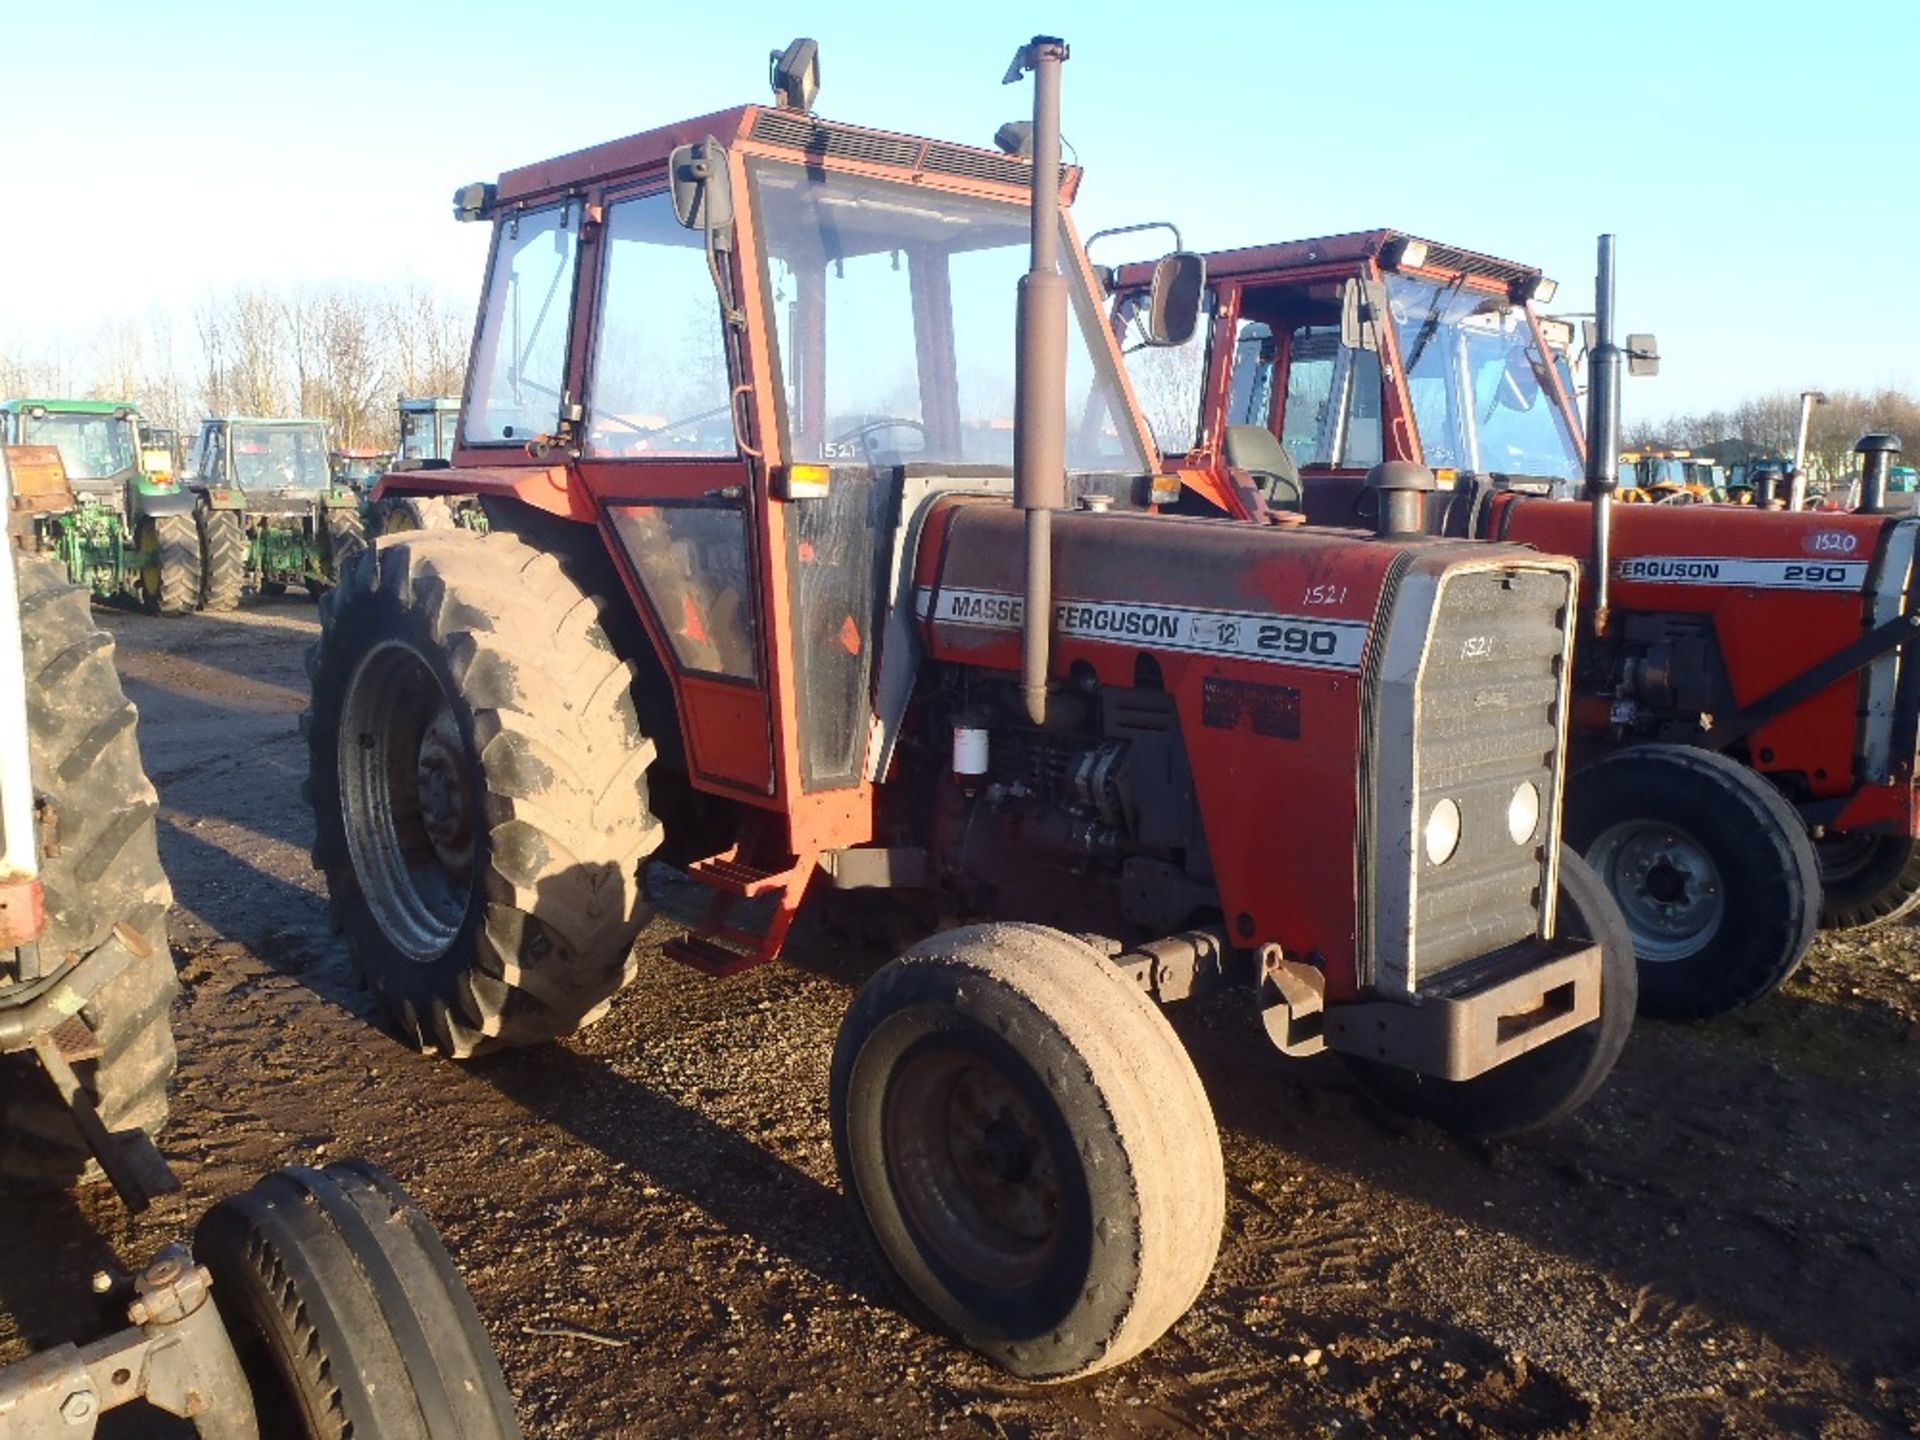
top-left (1815, 832), bottom-right (1920, 931)
top-left (198, 507), bottom-right (245, 611)
top-left (831, 923), bottom-right (1225, 1381)
top-left (1565, 744), bottom-right (1820, 1020)
top-left (195, 1161), bottom-right (521, 1439)
top-left (136, 514), bottom-right (201, 616)
top-left (1340, 848), bottom-right (1637, 1138)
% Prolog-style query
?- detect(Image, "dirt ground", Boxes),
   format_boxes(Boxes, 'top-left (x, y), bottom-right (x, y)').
top-left (3, 599), bottom-right (1918, 1438)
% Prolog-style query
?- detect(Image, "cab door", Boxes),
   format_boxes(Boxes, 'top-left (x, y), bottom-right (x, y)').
top-left (578, 183), bottom-right (776, 798)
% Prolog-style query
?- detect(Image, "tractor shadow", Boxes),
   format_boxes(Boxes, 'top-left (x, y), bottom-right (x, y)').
top-left (1164, 983), bottom-right (1920, 1381)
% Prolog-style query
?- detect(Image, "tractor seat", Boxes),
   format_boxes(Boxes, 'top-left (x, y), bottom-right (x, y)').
top-left (1223, 425), bottom-right (1303, 511)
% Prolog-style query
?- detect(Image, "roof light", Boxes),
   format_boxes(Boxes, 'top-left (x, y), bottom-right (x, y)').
top-left (1382, 237), bottom-right (1429, 271)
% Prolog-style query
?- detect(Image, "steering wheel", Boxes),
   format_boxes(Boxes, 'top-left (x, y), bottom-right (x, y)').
top-left (830, 417), bottom-right (927, 466)
top-left (1253, 468), bottom-right (1303, 511)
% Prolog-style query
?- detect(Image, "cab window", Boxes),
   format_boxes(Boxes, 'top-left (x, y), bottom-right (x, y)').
top-left (465, 204), bottom-right (580, 445)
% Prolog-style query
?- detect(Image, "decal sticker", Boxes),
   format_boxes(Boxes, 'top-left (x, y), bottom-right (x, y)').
top-left (1614, 556), bottom-right (1868, 591)
top-left (1803, 530), bottom-right (1861, 556)
top-left (1202, 677), bottom-right (1302, 738)
top-left (920, 586), bottom-right (1369, 671)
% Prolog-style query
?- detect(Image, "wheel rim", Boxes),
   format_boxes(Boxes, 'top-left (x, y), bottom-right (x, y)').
top-left (135, 521), bottom-right (162, 598)
top-left (1588, 820), bottom-right (1725, 962)
top-left (883, 1040), bottom-right (1062, 1291)
top-left (382, 504), bottom-right (419, 534)
top-left (338, 641), bottom-right (476, 961)
top-left (1814, 831), bottom-right (1883, 886)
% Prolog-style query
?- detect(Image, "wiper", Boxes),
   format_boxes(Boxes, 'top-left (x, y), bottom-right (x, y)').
top-left (1402, 274), bottom-right (1467, 375)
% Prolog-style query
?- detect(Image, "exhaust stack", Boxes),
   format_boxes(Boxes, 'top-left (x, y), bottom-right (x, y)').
top-left (1583, 235), bottom-right (1623, 637)
top-left (1856, 433), bottom-right (1901, 514)
top-left (1006, 36), bottom-right (1070, 726)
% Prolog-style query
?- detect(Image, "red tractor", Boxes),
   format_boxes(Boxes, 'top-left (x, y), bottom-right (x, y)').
top-left (1112, 229), bottom-right (1918, 1020)
top-left (306, 40), bottom-right (1635, 1378)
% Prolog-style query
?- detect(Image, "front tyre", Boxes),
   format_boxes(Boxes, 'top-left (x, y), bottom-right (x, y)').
top-left (1565, 744), bottom-right (1819, 1020)
top-left (1340, 848), bottom-right (1636, 1139)
top-left (304, 531), bottom-right (662, 1057)
top-left (136, 514), bottom-right (201, 616)
top-left (1814, 832), bottom-right (1920, 931)
top-left (199, 507), bottom-right (245, 611)
top-left (831, 923), bottom-right (1225, 1381)
top-left (318, 507), bottom-right (367, 592)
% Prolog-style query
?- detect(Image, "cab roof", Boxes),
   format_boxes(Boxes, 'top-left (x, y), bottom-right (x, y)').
top-left (207, 416), bottom-right (327, 427)
top-left (1114, 229), bottom-right (1541, 293)
top-left (3, 397), bottom-right (138, 415)
top-left (494, 103), bottom-right (1078, 208)
top-left (398, 396), bottom-right (459, 413)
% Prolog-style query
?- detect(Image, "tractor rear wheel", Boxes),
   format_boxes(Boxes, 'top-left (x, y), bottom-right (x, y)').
top-left (0, 554), bottom-right (176, 1189)
top-left (136, 514), bottom-right (201, 616)
top-left (319, 508), bottom-right (368, 592)
top-left (1565, 744), bottom-right (1820, 1020)
top-left (1340, 848), bottom-right (1636, 1138)
top-left (304, 530), bottom-right (661, 1057)
top-left (199, 508), bottom-right (245, 611)
top-left (195, 1160), bottom-right (521, 1439)
top-left (377, 496), bottom-right (457, 535)
top-left (1815, 832), bottom-right (1920, 931)
top-left (831, 922), bottom-right (1225, 1381)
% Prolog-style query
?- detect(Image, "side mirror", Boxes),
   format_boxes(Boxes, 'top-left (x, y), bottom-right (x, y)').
top-left (670, 138), bottom-right (734, 234)
top-left (1144, 251), bottom-right (1205, 347)
top-left (1626, 333), bottom-right (1660, 377)
top-left (1339, 276), bottom-right (1387, 352)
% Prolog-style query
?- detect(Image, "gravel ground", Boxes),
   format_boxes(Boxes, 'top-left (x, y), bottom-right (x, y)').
top-left (1, 600), bottom-right (1916, 1438)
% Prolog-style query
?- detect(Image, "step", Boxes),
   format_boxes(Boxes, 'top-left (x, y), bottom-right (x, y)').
top-left (686, 855), bottom-right (795, 897)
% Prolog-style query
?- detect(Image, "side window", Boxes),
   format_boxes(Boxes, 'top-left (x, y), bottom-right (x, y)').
top-left (1223, 320), bottom-right (1274, 428)
top-left (1277, 325), bottom-right (1383, 468)
top-left (1120, 290), bottom-right (1214, 457)
top-left (587, 193), bottom-right (735, 457)
top-left (465, 205), bottom-right (580, 445)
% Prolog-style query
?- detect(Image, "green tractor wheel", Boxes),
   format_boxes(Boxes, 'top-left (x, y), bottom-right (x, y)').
top-left (314, 508), bottom-right (368, 595)
top-left (136, 514), bottom-right (202, 616)
top-left (199, 508), bottom-right (245, 611)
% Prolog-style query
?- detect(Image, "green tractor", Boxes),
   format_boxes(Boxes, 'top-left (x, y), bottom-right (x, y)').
top-left (183, 416), bottom-right (367, 606)
top-left (0, 399), bottom-right (202, 614)
top-left (374, 395), bottom-right (487, 534)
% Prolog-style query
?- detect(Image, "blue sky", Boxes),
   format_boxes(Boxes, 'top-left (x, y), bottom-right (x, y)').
top-left (2, 0), bottom-right (1909, 419)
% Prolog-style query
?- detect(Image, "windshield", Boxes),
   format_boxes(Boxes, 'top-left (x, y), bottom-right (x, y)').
top-left (336, 456), bottom-right (388, 485)
top-left (230, 425), bottom-right (330, 490)
top-left (401, 408), bottom-right (457, 461)
top-left (750, 161), bottom-right (1148, 474)
top-left (21, 412), bottom-right (137, 481)
top-left (1386, 275), bottom-right (1581, 481)
top-left (466, 204), bottom-right (579, 445)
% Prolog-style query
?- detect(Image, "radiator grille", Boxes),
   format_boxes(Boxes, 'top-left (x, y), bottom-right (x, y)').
top-left (1410, 566), bottom-right (1569, 984)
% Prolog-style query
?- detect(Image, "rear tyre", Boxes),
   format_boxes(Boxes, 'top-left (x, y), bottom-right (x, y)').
top-left (377, 496), bottom-right (457, 535)
top-left (321, 508), bottom-right (367, 590)
top-left (0, 554), bottom-right (176, 1189)
top-left (198, 507), bottom-right (245, 611)
top-left (1815, 833), bottom-right (1920, 931)
top-left (831, 922), bottom-right (1225, 1381)
top-left (1565, 744), bottom-right (1820, 1019)
top-left (304, 530), bottom-right (662, 1057)
top-left (1340, 848), bottom-right (1636, 1139)
top-left (136, 514), bottom-right (201, 616)
top-left (195, 1160), bottom-right (522, 1440)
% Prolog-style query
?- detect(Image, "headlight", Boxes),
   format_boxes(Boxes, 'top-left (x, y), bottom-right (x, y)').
top-left (1424, 798), bottom-right (1461, 866)
top-left (1507, 781), bottom-right (1541, 845)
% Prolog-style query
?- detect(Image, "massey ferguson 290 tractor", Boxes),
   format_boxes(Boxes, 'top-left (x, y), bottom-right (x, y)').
top-left (308, 39), bottom-right (1636, 1379)
top-left (1113, 230), bottom-right (1920, 1020)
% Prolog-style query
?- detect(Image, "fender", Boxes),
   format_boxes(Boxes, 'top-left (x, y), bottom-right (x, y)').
top-left (131, 489), bottom-right (197, 519)
top-left (371, 464), bottom-right (588, 522)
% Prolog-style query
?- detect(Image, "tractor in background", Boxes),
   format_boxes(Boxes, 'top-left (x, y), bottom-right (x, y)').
top-left (1113, 228), bottom-right (1920, 1018)
top-left (183, 416), bottom-right (366, 605)
top-left (324, 35), bottom-right (1637, 1381)
top-left (0, 443), bottom-right (521, 1437)
top-left (373, 395), bottom-right (487, 533)
top-left (1, 399), bottom-right (200, 614)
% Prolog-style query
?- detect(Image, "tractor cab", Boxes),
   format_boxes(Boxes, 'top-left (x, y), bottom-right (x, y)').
top-left (396, 396), bottom-right (461, 464)
top-left (332, 448), bottom-right (393, 492)
top-left (1, 399), bottom-right (143, 503)
top-left (1110, 230), bottom-right (1586, 524)
top-left (190, 417), bottom-right (335, 507)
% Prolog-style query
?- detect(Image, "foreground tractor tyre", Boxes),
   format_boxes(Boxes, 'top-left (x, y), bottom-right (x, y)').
top-left (305, 531), bottom-right (661, 1057)
top-left (1341, 849), bottom-right (1636, 1139)
top-left (319, 507), bottom-right (368, 591)
top-left (0, 554), bottom-right (176, 1189)
top-left (377, 495), bottom-right (458, 535)
top-left (1814, 833), bottom-right (1920, 932)
top-left (1565, 744), bottom-right (1820, 1020)
top-left (136, 514), bottom-right (202, 616)
top-left (195, 1160), bottom-right (522, 1439)
top-left (198, 507), bottom-right (245, 611)
top-left (831, 923), bottom-right (1225, 1381)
